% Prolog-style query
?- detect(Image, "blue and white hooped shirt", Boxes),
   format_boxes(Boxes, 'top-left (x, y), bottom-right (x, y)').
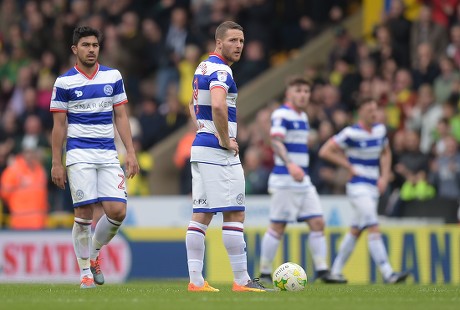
top-left (332, 123), bottom-right (388, 197)
top-left (268, 104), bottom-right (313, 191)
top-left (50, 63), bottom-right (128, 166)
top-left (190, 53), bottom-right (240, 166)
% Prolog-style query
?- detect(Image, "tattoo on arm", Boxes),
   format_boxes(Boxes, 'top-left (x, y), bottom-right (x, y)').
top-left (271, 138), bottom-right (291, 165)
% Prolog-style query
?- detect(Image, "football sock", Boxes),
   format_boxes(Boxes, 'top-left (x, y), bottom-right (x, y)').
top-left (90, 215), bottom-right (122, 260)
top-left (186, 221), bottom-right (207, 287)
top-left (72, 218), bottom-right (93, 279)
top-left (222, 222), bottom-right (251, 286)
top-left (368, 232), bottom-right (393, 279)
top-left (260, 228), bottom-right (282, 275)
top-left (331, 232), bottom-right (356, 275)
top-left (308, 230), bottom-right (328, 271)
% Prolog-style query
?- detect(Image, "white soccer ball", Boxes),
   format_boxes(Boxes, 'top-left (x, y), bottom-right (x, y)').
top-left (273, 262), bottom-right (307, 291)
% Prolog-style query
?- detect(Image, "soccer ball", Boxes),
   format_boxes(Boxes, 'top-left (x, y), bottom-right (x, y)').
top-left (273, 262), bottom-right (307, 291)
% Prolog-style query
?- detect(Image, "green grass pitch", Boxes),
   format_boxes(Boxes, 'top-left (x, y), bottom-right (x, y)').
top-left (1, 281), bottom-right (459, 310)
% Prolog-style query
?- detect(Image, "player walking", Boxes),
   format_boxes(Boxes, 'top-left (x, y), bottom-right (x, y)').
top-left (319, 97), bottom-right (410, 283)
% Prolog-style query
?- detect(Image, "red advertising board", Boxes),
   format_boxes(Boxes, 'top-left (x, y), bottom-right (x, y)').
top-left (0, 231), bottom-right (131, 283)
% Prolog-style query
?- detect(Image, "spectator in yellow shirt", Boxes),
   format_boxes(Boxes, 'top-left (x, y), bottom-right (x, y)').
top-left (120, 137), bottom-right (153, 196)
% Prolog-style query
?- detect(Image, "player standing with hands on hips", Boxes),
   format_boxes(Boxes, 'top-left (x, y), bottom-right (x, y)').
top-left (319, 97), bottom-right (410, 284)
top-left (258, 76), bottom-right (346, 284)
top-left (185, 21), bottom-right (270, 292)
top-left (50, 26), bottom-right (139, 289)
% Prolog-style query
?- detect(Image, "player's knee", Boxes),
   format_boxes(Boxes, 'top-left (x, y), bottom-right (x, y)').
top-left (307, 217), bottom-right (325, 231)
top-left (269, 223), bottom-right (286, 236)
top-left (108, 207), bottom-right (126, 222)
top-left (350, 227), bottom-right (361, 237)
top-left (74, 205), bottom-right (93, 219)
top-left (367, 224), bottom-right (380, 234)
top-left (223, 210), bottom-right (245, 223)
top-left (113, 211), bottom-right (126, 222)
top-left (102, 201), bottom-right (127, 222)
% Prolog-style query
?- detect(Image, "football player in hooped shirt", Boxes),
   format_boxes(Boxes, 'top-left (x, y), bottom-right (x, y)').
top-left (258, 77), bottom-right (345, 285)
top-left (319, 97), bottom-right (410, 284)
top-left (50, 26), bottom-right (139, 289)
top-left (185, 21), bottom-right (270, 292)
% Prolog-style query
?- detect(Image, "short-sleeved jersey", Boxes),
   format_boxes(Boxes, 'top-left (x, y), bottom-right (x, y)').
top-left (268, 104), bottom-right (312, 191)
top-left (190, 53), bottom-right (240, 165)
top-left (332, 123), bottom-right (388, 197)
top-left (49, 64), bottom-right (128, 166)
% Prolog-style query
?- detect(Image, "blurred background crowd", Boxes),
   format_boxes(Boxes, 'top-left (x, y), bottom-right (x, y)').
top-left (0, 0), bottom-right (459, 229)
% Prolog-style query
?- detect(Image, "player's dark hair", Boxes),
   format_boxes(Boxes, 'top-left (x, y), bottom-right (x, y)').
top-left (356, 97), bottom-right (376, 110)
top-left (215, 21), bottom-right (243, 40)
top-left (286, 76), bottom-right (311, 88)
top-left (72, 26), bottom-right (101, 46)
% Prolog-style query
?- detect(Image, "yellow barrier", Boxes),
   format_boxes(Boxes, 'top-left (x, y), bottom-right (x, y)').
top-left (363, 0), bottom-right (421, 41)
top-left (121, 225), bottom-right (460, 284)
top-left (205, 226), bottom-right (460, 284)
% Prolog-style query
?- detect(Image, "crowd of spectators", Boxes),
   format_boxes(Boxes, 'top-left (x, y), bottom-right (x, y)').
top-left (2, 0), bottom-right (459, 228)
top-left (0, 0), bottom-right (352, 228)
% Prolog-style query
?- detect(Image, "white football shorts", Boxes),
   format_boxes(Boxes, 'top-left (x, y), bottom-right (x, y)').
top-left (348, 194), bottom-right (379, 230)
top-left (269, 186), bottom-right (323, 223)
top-left (191, 162), bottom-right (245, 213)
top-left (67, 163), bottom-right (127, 207)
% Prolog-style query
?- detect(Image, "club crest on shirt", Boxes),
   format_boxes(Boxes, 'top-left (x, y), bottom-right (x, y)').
top-left (199, 63), bottom-right (207, 74)
top-left (104, 85), bottom-right (113, 95)
top-left (217, 70), bottom-right (228, 82)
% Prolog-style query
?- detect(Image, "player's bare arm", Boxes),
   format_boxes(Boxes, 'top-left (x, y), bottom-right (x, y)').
top-left (271, 136), bottom-right (304, 182)
top-left (188, 96), bottom-right (199, 130)
top-left (114, 103), bottom-right (140, 179)
top-left (319, 139), bottom-right (356, 176)
top-left (51, 112), bottom-right (68, 190)
top-left (378, 143), bottom-right (392, 194)
top-left (211, 87), bottom-right (238, 156)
